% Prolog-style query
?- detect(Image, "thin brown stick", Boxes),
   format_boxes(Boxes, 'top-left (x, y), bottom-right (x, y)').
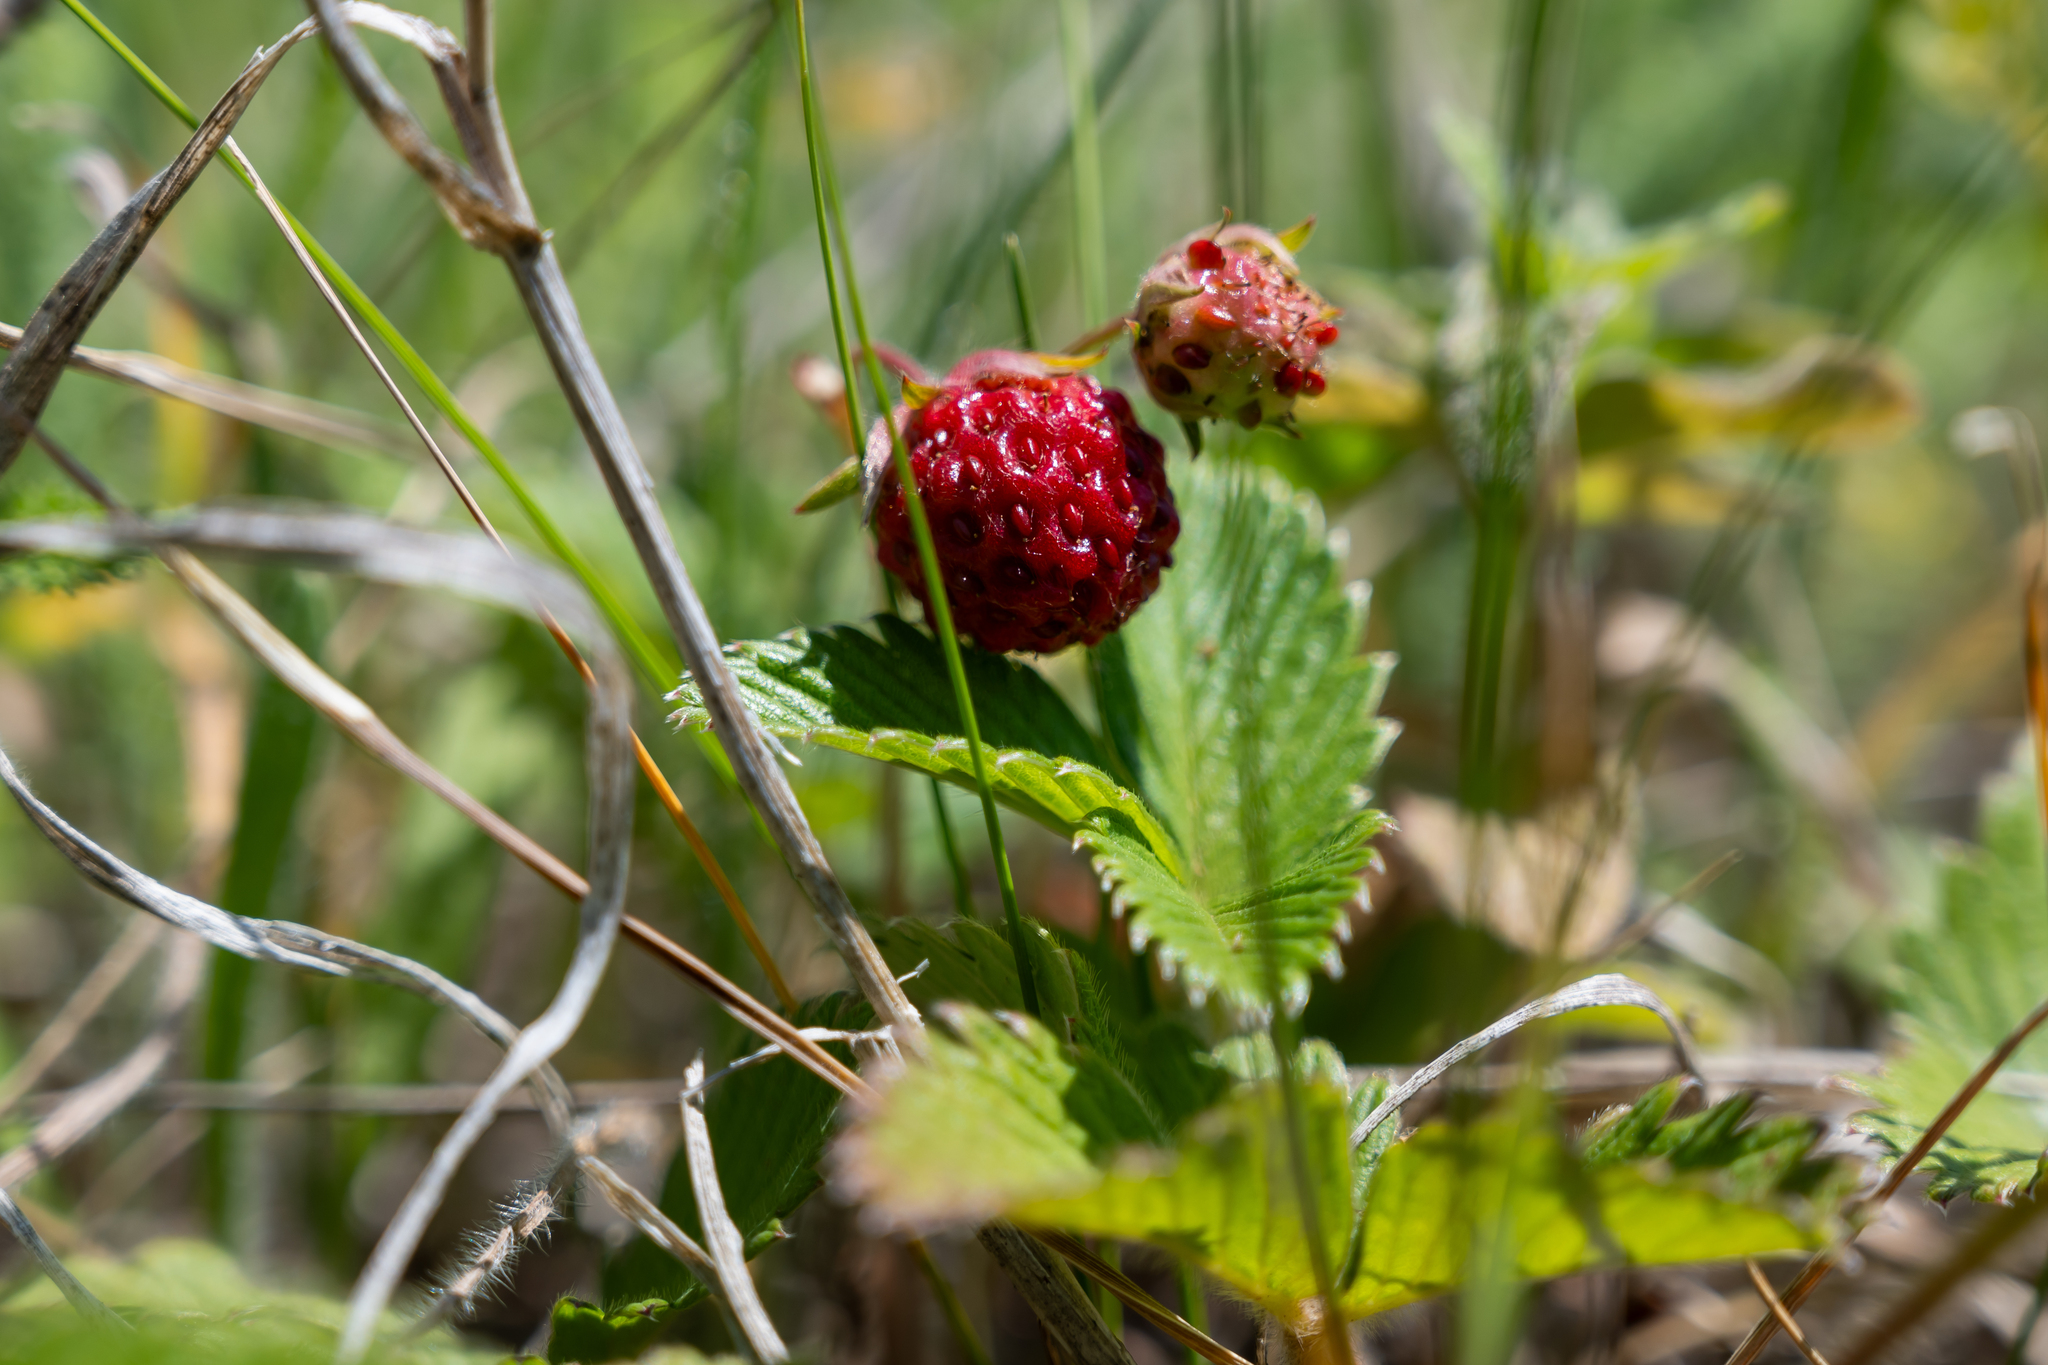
top-left (1036, 1231), bottom-right (1252, 1365)
top-left (1727, 412), bottom-right (2048, 1365)
top-left (977, 1223), bottom-right (1134, 1365)
top-left (1745, 1260), bottom-right (1831, 1365)
top-left (621, 918), bottom-right (872, 1102)
top-left (0, 916), bottom-right (163, 1117)
top-left (0, 503), bottom-right (842, 1116)
top-left (1723, 993), bottom-right (2048, 1364)
top-left (154, 7), bottom-right (795, 1017)
top-left (634, 734), bottom-right (796, 1010)
top-left (0, 934), bottom-right (205, 1191)
top-left (0, 322), bottom-right (411, 456)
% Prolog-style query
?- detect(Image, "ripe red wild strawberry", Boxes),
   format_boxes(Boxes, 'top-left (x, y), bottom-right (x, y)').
top-left (865, 351), bottom-right (1179, 655)
top-left (1132, 220), bottom-right (1341, 444)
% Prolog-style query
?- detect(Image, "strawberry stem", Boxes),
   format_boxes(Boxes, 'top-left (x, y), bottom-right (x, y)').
top-left (790, 0), bottom-right (1041, 1019)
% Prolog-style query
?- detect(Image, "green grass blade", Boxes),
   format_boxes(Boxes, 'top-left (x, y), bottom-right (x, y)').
top-left (791, 0), bottom-right (1040, 1018)
top-left (56, 0), bottom-right (680, 697)
top-left (1004, 232), bottom-right (1041, 352)
top-left (1057, 0), bottom-right (1109, 326)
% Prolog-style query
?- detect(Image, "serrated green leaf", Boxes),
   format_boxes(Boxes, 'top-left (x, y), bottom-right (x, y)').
top-left (1015, 1079), bottom-right (1355, 1318)
top-left (0, 488), bottom-right (145, 597)
top-left (675, 468), bottom-right (1397, 1011)
top-left (874, 916), bottom-right (1083, 1026)
top-left (835, 1004), bottom-right (1168, 1227)
top-left (1102, 462), bottom-right (1398, 1009)
top-left (669, 615), bottom-right (1183, 876)
top-left (839, 1010), bottom-right (1853, 1323)
top-left (872, 917), bottom-right (1226, 1131)
top-left (547, 1297), bottom-right (679, 1364)
top-left (1861, 751), bottom-right (2048, 1202)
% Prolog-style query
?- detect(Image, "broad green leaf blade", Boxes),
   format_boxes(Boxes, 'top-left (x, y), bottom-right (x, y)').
top-left (669, 615), bottom-right (1183, 876)
top-left (548, 1297), bottom-right (678, 1365)
top-left (0, 1238), bottom-right (492, 1362)
top-left (834, 1004), bottom-right (1167, 1228)
top-left (871, 917), bottom-right (1227, 1134)
top-left (1861, 753), bottom-right (2048, 1202)
top-left (1102, 461), bottom-right (1398, 1010)
top-left (1014, 1081), bottom-right (1355, 1319)
top-left (1341, 1114), bottom-right (1836, 1318)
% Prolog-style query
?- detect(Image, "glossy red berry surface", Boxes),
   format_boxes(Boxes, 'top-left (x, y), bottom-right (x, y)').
top-left (872, 357), bottom-right (1178, 654)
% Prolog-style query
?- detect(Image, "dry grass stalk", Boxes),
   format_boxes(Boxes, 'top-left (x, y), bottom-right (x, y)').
top-left (682, 1054), bottom-right (790, 1361)
top-left (0, 1188), bottom-right (123, 1329)
top-left (1744, 1260), bottom-right (1832, 1365)
top-left (976, 1223), bottom-right (1134, 1365)
top-left (297, 0), bottom-right (921, 1045)
top-left (0, 934), bottom-right (205, 1191)
top-left (1349, 973), bottom-right (1704, 1149)
top-left (0, 11), bottom-right (313, 475)
top-left (0, 322), bottom-right (412, 456)
top-left (1035, 1231), bottom-right (1252, 1365)
top-left (0, 915), bottom-right (163, 1117)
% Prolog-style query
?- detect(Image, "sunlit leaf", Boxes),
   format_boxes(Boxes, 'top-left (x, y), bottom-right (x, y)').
top-left (1341, 1094), bottom-right (1845, 1317)
top-left (1100, 461), bottom-right (1398, 1009)
top-left (548, 1297), bottom-right (678, 1365)
top-left (1861, 750), bottom-right (2048, 1203)
top-left (833, 1004), bottom-right (1167, 1227)
top-left (837, 1014), bottom-right (1851, 1326)
top-left (678, 466), bottom-right (1398, 1012)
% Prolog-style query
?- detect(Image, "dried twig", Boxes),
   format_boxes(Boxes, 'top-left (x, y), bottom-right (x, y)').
top-left (301, 0), bottom-right (533, 251)
top-left (0, 22), bottom-right (298, 474)
top-left (1349, 973), bottom-right (1704, 1149)
top-left (1036, 1231), bottom-right (1251, 1365)
top-left (1722, 988), bottom-right (2048, 1364)
top-left (977, 1223), bottom-right (1134, 1365)
top-left (0, 1188), bottom-right (124, 1328)
top-left (0, 323), bottom-right (411, 456)
top-left (0, 934), bottom-right (204, 1191)
top-left (1835, 1199), bottom-right (2048, 1365)
top-left (296, 0), bottom-right (922, 1045)
top-left (0, 916), bottom-right (162, 1117)
top-left (1745, 1260), bottom-right (1831, 1365)
top-left (1726, 412), bottom-right (2048, 1365)
top-left (682, 1055), bottom-right (789, 1362)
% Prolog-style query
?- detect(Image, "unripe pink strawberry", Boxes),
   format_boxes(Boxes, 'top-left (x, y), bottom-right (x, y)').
top-left (1132, 221), bottom-right (1341, 440)
top-left (866, 351), bottom-right (1178, 655)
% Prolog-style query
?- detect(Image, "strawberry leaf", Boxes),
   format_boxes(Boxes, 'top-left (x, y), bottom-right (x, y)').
top-left (672, 465), bottom-right (1398, 1012)
top-left (837, 1014), bottom-right (1855, 1328)
top-left (1095, 461), bottom-right (1398, 1009)
top-left (1860, 751), bottom-right (2048, 1203)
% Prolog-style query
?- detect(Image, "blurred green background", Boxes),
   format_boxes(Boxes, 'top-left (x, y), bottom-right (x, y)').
top-left (4, 0), bottom-right (2048, 1358)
